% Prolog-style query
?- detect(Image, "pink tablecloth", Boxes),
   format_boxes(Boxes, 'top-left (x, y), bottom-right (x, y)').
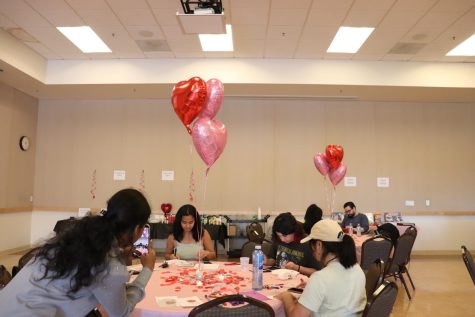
top-left (129, 262), bottom-right (306, 317)
top-left (351, 234), bottom-right (373, 263)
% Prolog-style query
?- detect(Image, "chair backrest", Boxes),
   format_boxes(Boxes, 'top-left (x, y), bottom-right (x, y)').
top-left (364, 259), bottom-right (385, 300)
top-left (241, 241), bottom-right (272, 263)
top-left (363, 281), bottom-right (398, 317)
top-left (0, 264), bottom-right (12, 289)
top-left (387, 226), bottom-right (417, 270)
top-left (188, 294), bottom-right (275, 317)
top-left (461, 245), bottom-right (475, 285)
top-left (376, 223), bottom-right (400, 246)
top-left (360, 235), bottom-right (392, 271)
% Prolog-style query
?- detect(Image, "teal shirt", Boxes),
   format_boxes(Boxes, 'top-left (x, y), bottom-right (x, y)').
top-left (176, 241), bottom-right (203, 260)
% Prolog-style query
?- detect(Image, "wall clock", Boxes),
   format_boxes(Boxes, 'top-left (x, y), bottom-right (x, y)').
top-left (19, 136), bottom-right (30, 151)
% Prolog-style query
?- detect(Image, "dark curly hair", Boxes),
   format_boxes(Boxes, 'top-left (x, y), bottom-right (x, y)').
top-left (34, 188), bottom-right (151, 294)
top-left (172, 204), bottom-right (203, 242)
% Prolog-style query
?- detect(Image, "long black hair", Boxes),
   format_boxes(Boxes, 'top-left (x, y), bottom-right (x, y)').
top-left (172, 204), bottom-right (203, 242)
top-left (310, 235), bottom-right (357, 268)
top-left (35, 188), bottom-right (151, 294)
top-left (303, 204), bottom-right (323, 235)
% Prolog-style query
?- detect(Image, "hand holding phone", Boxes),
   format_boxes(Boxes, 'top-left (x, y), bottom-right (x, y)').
top-left (288, 287), bottom-right (304, 294)
top-left (133, 224), bottom-right (150, 257)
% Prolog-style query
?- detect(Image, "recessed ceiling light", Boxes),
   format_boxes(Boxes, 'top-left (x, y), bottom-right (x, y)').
top-left (199, 24), bottom-right (233, 51)
top-left (327, 26), bottom-right (374, 53)
top-left (57, 26), bottom-right (111, 53)
top-left (446, 33), bottom-right (475, 56)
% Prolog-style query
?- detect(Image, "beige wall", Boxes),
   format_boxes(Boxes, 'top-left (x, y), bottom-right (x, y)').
top-left (0, 82), bottom-right (37, 250)
top-left (34, 98), bottom-right (475, 214)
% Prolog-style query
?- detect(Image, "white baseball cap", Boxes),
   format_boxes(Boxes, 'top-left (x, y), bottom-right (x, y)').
top-left (300, 219), bottom-right (344, 243)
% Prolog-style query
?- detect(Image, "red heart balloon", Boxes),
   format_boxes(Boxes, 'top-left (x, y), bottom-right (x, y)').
top-left (161, 203), bottom-right (172, 214)
top-left (171, 77), bottom-right (207, 134)
top-left (325, 144), bottom-right (344, 170)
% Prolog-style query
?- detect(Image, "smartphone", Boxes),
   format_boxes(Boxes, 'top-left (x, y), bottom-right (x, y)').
top-left (288, 287), bottom-right (304, 294)
top-left (133, 224), bottom-right (150, 257)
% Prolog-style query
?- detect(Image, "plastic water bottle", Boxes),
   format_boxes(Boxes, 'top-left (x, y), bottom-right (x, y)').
top-left (348, 223), bottom-right (353, 235)
top-left (356, 223), bottom-right (361, 236)
top-left (252, 245), bottom-right (264, 290)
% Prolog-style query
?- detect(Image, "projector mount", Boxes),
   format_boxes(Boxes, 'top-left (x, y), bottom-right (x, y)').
top-left (181, 0), bottom-right (223, 14)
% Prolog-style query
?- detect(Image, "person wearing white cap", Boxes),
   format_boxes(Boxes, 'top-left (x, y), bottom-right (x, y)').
top-left (276, 219), bottom-right (366, 317)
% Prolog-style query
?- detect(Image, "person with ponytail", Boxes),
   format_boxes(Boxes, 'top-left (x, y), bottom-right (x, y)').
top-left (0, 188), bottom-right (156, 317)
top-left (164, 204), bottom-right (216, 261)
top-left (276, 219), bottom-right (366, 317)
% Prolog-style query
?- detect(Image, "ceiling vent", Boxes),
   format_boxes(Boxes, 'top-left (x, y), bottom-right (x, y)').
top-left (135, 39), bottom-right (171, 52)
top-left (388, 42), bottom-right (426, 54)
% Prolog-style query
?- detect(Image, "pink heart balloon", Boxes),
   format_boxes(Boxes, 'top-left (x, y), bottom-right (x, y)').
top-left (313, 153), bottom-right (330, 176)
top-left (200, 78), bottom-right (224, 119)
top-left (192, 118), bottom-right (227, 172)
top-left (329, 163), bottom-right (347, 186)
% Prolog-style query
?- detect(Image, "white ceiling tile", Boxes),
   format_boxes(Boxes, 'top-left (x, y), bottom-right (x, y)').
top-left (232, 24), bottom-right (266, 40)
top-left (264, 39), bottom-right (298, 58)
top-left (106, 0), bottom-right (149, 10)
top-left (267, 25), bottom-right (302, 40)
top-left (93, 25), bottom-right (142, 53)
top-left (167, 38), bottom-right (202, 52)
top-left (23, 26), bottom-right (80, 53)
top-left (312, 0), bottom-right (353, 11)
top-left (431, 0), bottom-right (475, 13)
top-left (147, 0), bottom-right (181, 9)
top-left (152, 8), bottom-right (179, 26)
top-left (231, 7), bottom-right (269, 25)
top-left (0, 12), bottom-right (17, 27)
top-left (233, 38), bottom-right (264, 57)
top-left (414, 11), bottom-right (465, 30)
top-left (77, 10), bottom-right (122, 26)
top-left (114, 9), bottom-right (157, 26)
top-left (351, 0), bottom-right (395, 12)
top-left (34, 10), bottom-right (84, 27)
top-left (126, 25), bottom-right (165, 39)
top-left (230, 0), bottom-right (269, 9)
top-left (269, 8), bottom-right (307, 26)
top-left (25, 41), bottom-right (61, 59)
top-left (271, 0), bottom-right (312, 9)
top-left (26, 0), bottom-right (70, 11)
top-left (0, 7), bottom-right (51, 27)
top-left (298, 26), bottom-right (337, 52)
top-left (378, 10), bottom-right (423, 29)
top-left (391, 0), bottom-right (437, 12)
top-left (66, 0), bottom-right (110, 10)
top-left (344, 10), bottom-right (387, 27)
top-left (161, 25), bottom-right (198, 40)
top-left (306, 8), bottom-right (347, 27)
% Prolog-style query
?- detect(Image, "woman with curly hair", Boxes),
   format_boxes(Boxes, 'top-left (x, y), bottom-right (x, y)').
top-left (164, 204), bottom-right (216, 261)
top-left (0, 188), bottom-right (156, 317)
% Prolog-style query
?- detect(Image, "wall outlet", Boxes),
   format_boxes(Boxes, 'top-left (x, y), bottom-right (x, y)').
top-left (405, 200), bottom-right (415, 207)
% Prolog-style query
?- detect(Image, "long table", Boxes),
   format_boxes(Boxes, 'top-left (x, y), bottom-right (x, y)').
top-left (124, 261), bottom-right (305, 317)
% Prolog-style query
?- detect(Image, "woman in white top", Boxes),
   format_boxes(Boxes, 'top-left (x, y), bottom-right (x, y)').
top-left (0, 188), bottom-right (156, 317)
top-left (276, 219), bottom-right (366, 317)
top-left (165, 204), bottom-right (216, 261)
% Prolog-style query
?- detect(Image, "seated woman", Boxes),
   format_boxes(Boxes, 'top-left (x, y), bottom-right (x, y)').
top-left (265, 212), bottom-right (321, 276)
top-left (276, 219), bottom-right (366, 317)
top-left (165, 204), bottom-right (216, 261)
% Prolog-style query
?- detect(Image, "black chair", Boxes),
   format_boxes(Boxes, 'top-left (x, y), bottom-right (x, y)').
top-left (360, 235), bottom-right (392, 271)
top-left (376, 223), bottom-right (400, 246)
top-left (384, 226), bottom-right (417, 299)
top-left (461, 245), bottom-right (475, 285)
top-left (188, 294), bottom-right (275, 317)
top-left (364, 259), bottom-right (385, 301)
top-left (241, 241), bottom-right (272, 263)
top-left (362, 281), bottom-right (398, 317)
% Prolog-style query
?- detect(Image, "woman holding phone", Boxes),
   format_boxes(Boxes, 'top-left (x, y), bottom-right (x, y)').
top-left (165, 204), bottom-right (216, 260)
top-left (0, 188), bottom-right (156, 317)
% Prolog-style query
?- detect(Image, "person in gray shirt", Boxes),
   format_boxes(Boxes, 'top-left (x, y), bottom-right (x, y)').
top-left (0, 188), bottom-right (156, 317)
top-left (340, 201), bottom-right (369, 232)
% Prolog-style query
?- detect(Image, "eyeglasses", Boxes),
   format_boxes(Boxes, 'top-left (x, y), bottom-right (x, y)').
top-left (344, 209), bottom-right (352, 213)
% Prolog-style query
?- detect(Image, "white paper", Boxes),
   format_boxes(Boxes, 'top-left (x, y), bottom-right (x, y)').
top-left (344, 176), bottom-right (357, 187)
top-left (194, 263), bottom-right (220, 270)
top-left (161, 170), bottom-right (174, 181)
top-left (113, 170), bottom-right (126, 180)
top-left (377, 177), bottom-right (389, 187)
top-left (176, 296), bottom-right (203, 307)
top-left (156, 296), bottom-right (178, 307)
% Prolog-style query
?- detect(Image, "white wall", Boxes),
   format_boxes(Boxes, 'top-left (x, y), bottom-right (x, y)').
top-left (0, 212), bottom-right (31, 250)
top-left (29, 210), bottom-right (77, 246)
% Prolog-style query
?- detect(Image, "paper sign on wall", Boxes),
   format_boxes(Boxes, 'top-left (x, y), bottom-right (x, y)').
top-left (344, 177), bottom-right (357, 187)
top-left (162, 170), bottom-right (175, 181)
top-left (377, 177), bottom-right (389, 187)
top-left (113, 170), bottom-right (126, 180)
